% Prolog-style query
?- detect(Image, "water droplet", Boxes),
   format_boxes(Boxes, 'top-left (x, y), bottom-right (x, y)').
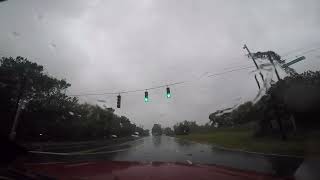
top-left (11, 31), bottom-right (20, 38)
top-left (49, 42), bottom-right (57, 49)
top-left (37, 14), bottom-right (44, 21)
top-left (186, 160), bottom-right (192, 165)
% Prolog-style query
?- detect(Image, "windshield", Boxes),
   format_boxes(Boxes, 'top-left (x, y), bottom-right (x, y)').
top-left (0, 0), bottom-right (320, 179)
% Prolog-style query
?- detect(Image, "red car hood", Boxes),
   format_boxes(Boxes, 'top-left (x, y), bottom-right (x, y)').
top-left (24, 161), bottom-right (291, 180)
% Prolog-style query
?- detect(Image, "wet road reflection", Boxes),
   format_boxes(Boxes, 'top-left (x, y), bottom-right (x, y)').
top-left (28, 136), bottom-right (302, 175)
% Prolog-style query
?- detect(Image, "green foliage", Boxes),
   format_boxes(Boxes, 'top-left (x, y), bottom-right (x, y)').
top-left (173, 121), bottom-right (190, 135)
top-left (151, 124), bottom-right (162, 136)
top-left (209, 102), bottom-right (257, 128)
top-left (177, 128), bottom-right (310, 156)
top-left (0, 56), bottom-right (148, 142)
top-left (163, 127), bottom-right (174, 136)
top-left (208, 70), bottom-right (320, 138)
top-left (173, 121), bottom-right (213, 135)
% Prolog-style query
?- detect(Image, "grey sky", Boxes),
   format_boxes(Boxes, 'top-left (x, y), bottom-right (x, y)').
top-left (1, 0), bottom-right (320, 129)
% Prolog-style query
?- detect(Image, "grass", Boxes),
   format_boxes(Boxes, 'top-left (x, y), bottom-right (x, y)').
top-left (177, 127), bottom-right (319, 157)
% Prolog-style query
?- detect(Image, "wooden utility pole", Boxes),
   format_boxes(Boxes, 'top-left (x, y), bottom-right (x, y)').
top-left (254, 75), bottom-right (260, 89)
top-left (243, 44), bottom-right (264, 81)
top-left (267, 54), bottom-right (281, 81)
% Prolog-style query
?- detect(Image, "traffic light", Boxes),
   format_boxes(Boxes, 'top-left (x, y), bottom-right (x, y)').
top-left (117, 95), bottom-right (121, 108)
top-left (144, 91), bottom-right (149, 102)
top-left (166, 87), bottom-right (171, 98)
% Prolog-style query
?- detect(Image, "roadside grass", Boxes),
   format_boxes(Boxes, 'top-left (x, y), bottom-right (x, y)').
top-left (177, 127), bottom-right (319, 156)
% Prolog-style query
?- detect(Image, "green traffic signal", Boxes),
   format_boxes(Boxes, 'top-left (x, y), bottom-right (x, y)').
top-left (144, 91), bottom-right (149, 102)
top-left (166, 87), bottom-right (171, 98)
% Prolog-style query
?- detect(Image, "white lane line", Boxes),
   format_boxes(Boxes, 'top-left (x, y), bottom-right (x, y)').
top-left (72, 138), bottom-right (144, 153)
top-left (29, 148), bottom-right (131, 156)
top-left (80, 148), bottom-right (130, 155)
top-left (29, 138), bottom-right (145, 156)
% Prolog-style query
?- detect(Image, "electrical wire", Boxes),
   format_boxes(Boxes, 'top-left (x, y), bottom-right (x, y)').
top-left (68, 65), bottom-right (256, 97)
top-left (2, 45), bottom-right (314, 97)
top-left (295, 47), bottom-right (320, 56)
top-left (68, 81), bottom-right (186, 96)
top-left (282, 46), bottom-right (320, 58)
top-left (207, 65), bottom-right (255, 78)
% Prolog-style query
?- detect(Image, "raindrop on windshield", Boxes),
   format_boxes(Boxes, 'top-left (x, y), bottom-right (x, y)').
top-left (11, 32), bottom-right (20, 38)
top-left (49, 42), bottom-right (57, 49)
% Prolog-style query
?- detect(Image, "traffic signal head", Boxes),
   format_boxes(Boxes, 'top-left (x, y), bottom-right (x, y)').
top-left (144, 91), bottom-right (149, 102)
top-left (117, 95), bottom-right (121, 108)
top-left (166, 87), bottom-right (171, 98)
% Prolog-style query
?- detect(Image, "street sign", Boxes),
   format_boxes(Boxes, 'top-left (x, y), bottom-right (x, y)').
top-left (282, 56), bottom-right (305, 68)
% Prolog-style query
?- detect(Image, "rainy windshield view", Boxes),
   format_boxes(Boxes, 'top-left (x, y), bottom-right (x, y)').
top-left (1, 0), bottom-right (320, 180)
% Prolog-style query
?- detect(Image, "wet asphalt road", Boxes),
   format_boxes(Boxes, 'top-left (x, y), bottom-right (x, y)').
top-left (28, 136), bottom-right (303, 175)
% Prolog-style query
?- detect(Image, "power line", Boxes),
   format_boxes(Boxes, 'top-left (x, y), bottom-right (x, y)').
top-left (296, 47), bottom-right (320, 56)
top-left (207, 65), bottom-right (255, 78)
top-left (282, 46), bottom-right (320, 58)
top-left (68, 65), bottom-right (256, 97)
top-left (68, 81), bottom-right (186, 97)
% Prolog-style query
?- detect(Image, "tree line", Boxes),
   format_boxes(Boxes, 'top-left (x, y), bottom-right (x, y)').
top-left (161, 70), bottom-right (320, 139)
top-left (0, 56), bottom-right (149, 142)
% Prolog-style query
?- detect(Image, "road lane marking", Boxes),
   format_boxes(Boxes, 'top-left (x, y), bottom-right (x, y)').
top-left (74, 138), bottom-right (144, 153)
top-left (29, 138), bottom-right (145, 156)
top-left (29, 148), bottom-right (132, 156)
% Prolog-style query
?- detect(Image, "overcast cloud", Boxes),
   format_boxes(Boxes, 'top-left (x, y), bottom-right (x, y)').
top-left (1, 0), bottom-right (320, 129)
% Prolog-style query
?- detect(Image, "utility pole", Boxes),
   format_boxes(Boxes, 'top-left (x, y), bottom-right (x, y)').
top-left (243, 44), bottom-right (264, 81)
top-left (254, 75), bottom-right (260, 89)
top-left (267, 54), bottom-right (281, 81)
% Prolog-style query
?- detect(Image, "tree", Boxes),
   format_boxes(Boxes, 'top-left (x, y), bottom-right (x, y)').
top-left (0, 56), bottom-right (149, 142)
top-left (163, 127), bottom-right (174, 136)
top-left (0, 56), bottom-right (71, 139)
top-left (173, 121), bottom-right (190, 135)
top-left (152, 124), bottom-right (162, 136)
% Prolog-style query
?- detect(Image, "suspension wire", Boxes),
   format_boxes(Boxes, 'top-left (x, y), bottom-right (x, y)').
top-left (208, 65), bottom-right (255, 77)
top-left (282, 46), bottom-right (320, 58)
top-left (68, 65), bottom-right (256, 97)
top-left (2, 45), bottom-right (315, 97)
